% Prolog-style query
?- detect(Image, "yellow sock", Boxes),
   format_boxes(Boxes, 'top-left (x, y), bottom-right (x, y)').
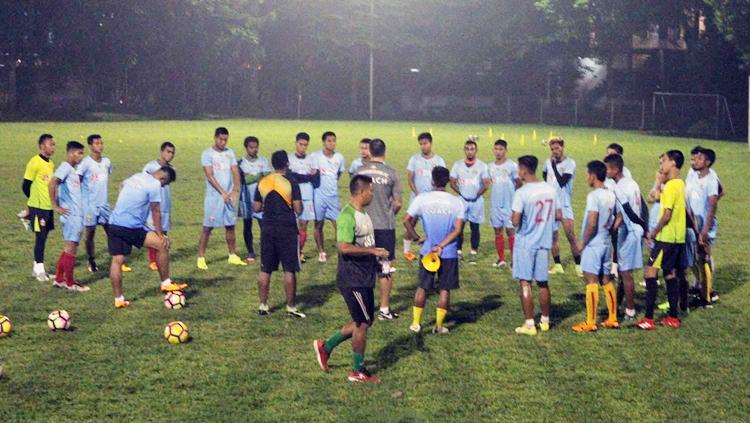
top-left (603, 282), bottom-right (617, 322)
top-left (412, 306), bottom-right (424, 327)
top-left (435, 307), bottom-right (447, 328)
top-left (585, 284), bottom-right (598, 325)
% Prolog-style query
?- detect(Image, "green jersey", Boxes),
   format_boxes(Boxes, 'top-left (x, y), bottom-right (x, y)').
top-left (336, 203), bottom-right (377, 288)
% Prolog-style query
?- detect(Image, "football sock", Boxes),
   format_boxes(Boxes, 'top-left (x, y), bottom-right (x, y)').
top-left (324, 331), bottom-right (347, 353)
top-left (380, 307), bottom-right (390, 315)
top-left (435, 307), bottom-right (447, 328)
top-left (574, 255), bottom-right (581, 265)
top-left (626, 308), bottom-right (636, 318)
top-left (148, 248), bottom-right (157, 264)
top-left (644, 277), bottom-right (658, 319)
top-left (554, 255), bottom-right (561, 264)
top-left (603, 282), bottom-right (617, 322)
top-left (115, 295), bottom-right (125, 302)
top-left (585, 283), bottom-right (598, 325)
top-left (540, 315), bottom-right (550, 324)
top-left (412, 306), bottom-right (423, 327)
top-left (665, 277), bottom-right (679, 318)
top-left (525, 319), bottom-right (535, 328)
top-left (403, 239), bottom-right (411, 253)
top-left (470, 223), bottom-right (480, 250)
top-left (55, 252), bottom-right (66, 283)
top-left (616, 280), bottom-right (624, 307)
top-left (508, 235), bottom-right (515, 254)
top-left (34, 230), bottom-right (48, 263)
top-left (243, 218), bottom-right (254, 255)
top-left (678, 273), bottom-right (689, 311)
top-left (352, 352), bottom-right (365, 372)
top-left (160, 278), bottom-right (172, 288)
top-left (495, 233), bottom-right (505, 261)
top-left (63, 252), bottom-right (76, 285)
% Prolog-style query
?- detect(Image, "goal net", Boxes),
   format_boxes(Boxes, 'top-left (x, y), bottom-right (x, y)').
top-left (651, 92), bottom-right (735, 139)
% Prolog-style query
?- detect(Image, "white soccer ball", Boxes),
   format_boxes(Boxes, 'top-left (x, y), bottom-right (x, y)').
top-left (48, 310), bottom-right (71, 331)
top-left (163, 290), bottom-right (186, 309)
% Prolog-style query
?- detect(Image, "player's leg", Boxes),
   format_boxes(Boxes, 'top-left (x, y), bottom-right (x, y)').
top-left (316, 319), bottom-right (355, 372)
top-left (110, 254), bottom-right (125, 299)
top-left (85, 225), bottom-right (98, 271)
top-left (283, 271), bottom-right (306, 318)
top-left (31, 209), bottom-right (52, 280)
top-left (257, 271), bottom-right (272, 314)
top-left (225, 225), bottom-right (246, 265)
top-left (550, 229), bottom-right (564, 274)
top-left (434, 258), bottom-right (458, 333)
top-left (469, 222), bottom-right (480, 256)
top-left (279, 227), bottom-right (304, 317)
top-left (350, 321), bottom-right (372, 380)
top-left (313, 220), bottom-right (326, 259)
top-left (493, 227), bottom-right (505, 265)
top-left (243, 218), bottom-right (255, 261)
top-left (561, 218), bottom-right (582, 274)
top-left (456, 221), bottom-right (466, 255)
top-left (197, 226), bottom-right (212, 269)
top-left (516, 280), bottom-right (537, 335)
top-left (505, 227), bottom-right (516, 263)
top-left (298, 219), bottom-right (309, 261)
top-left (434, 289), bottom-right (451, 333)
top-left (257, 227), bottom-right (279, 315)
top-left (573, 248), bottom-right (601, 332)
top-left (376, 230), bottom-right (397, 320)
top-left (533, 248), bottom-right (551, 331)
top-left (411, 259), bottom-right (433, 332)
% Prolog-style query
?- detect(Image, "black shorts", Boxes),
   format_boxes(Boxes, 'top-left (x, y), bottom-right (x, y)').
top-left (339, 286), bottom-right (375, 326)
top-left (418, 257), bottom-right (460, 291)
top-left (648, 241), bottom-right (685, 275)
top-left (374, 229), bottom-right (396, 260)
top-left (107, 225), bottom-right (147, 256)
top-left (260, 225), bottom-right (300, 273)
top-left (29, 207), bottom-right (54, 233)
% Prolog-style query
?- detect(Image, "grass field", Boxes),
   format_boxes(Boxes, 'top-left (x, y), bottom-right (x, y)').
top-left (1, 119), bottom-right (749, 422)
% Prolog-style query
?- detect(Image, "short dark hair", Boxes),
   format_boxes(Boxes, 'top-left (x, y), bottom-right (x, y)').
top-left (296, 132), bottom-right (310, 141)
top-left (244, 136), bottom-right (259, 148)
top-left (215, 127), bottom-right (229, 137)
top-left (87, 134), bottom-right (101, 145)
top-left (271, 150), bottom-right (289, 170)
top-left (67, 141), bottom-right (84, 151)
top-left (349, 174), bottom-right (372, 195)
top-left (369, 138), bottom-right (386, 157)
top-left (432, 166), bottom-right (450, 188)
top-left (418, 132), bottom-right (432, 142)
top-left (603, 153), bottom-right (624, 172)
top-left (607, 143), bottom-right (623, 155)
top-left (464, 140), bottom-right (477, 148)
top-left (360, 138), bottom-right (371, 145)
top-left (322, 131), bottom-right (336, 141)
top-left (587, 160), bottom-right (607, 182)
top-left (666, 150), bottom-right (684, 169)
top-left (494, 139), bottom-right (508, 148)
top-left (701, 148), bottom-right (716, 166)
top-left (160, 141), bottom-right (175, 151)
top-left (518, 155), bottom-right (538, 174)
top-left (549, 137), bottom-right (564, 147)
top-left (160, 166), bottom-right (177, 183)
top-left (38, 134), bottom-right (53, 145)
top-left (690, 145), bottom-right (703, 155)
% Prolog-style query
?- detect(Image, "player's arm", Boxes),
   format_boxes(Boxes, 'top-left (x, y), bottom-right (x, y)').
top-left (48, 177), bottom-right (69, 215)
top-left (203, 166), bottom-right (230, 202)
top-left (476, 176), bottom-right (491, 199)
top-left (337, 213), bottom-right (387, 257)
top-left (717, 181), bottom-right (725, 200)
top-left (391, 172), bottom-right (402, 215)
top-left (699, 194), bottom-right (718, 245)
top-left (511, 211), bottom-right (522, 228)
top-left (403, 214), bottom-right (423, 243)
top-left (647, 171), bottom-right (664, 203)
top-left (22, 179), bottom-right (32, 198)
top-left (648, 207), bottom-right (672, 240)
top-left (580, 210), bottom-right (598, 249)
top-left (292, 182), bottom-right (302, 215)
top-left (449, 177), bottom-right (460, 195)
top-left (22, 159), bottom-right (36, 198)
top-left (620, 201), bottom-right (647, 233)
top-left (150, 202), bottom-right (165, 238)
top-left (230, 164), bottom-right (240, 203)
top-left (407, 170), bottom-right (418, 195)
top-left (550, 161), bottom-right (572, 188)
top-left (252, 186), bottom-right (263, 213)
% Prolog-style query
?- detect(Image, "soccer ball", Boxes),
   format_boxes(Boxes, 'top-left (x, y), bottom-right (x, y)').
top-left (0, 315), bottom-right (12, 337)
top-left (163, 290), bottom-right (186, 309)
top-left (48, 310), bottom-right (71, 331)
top-left (164, 321), bottom-right (189, 344)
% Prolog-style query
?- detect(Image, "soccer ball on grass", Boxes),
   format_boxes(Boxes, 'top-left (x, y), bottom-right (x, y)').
top-left (164, 321), bottom-right (189, 344)
top-left (48, 310), bottom-right (71, 331)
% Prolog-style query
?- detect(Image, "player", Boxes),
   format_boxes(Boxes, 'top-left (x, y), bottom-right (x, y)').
top-left (77, 134), bottom-right (115, 273)
top-left (348, 138), bottom-right (371, 175)
top-left (488, 139), bottom-right (520, 268)
top-left (449, 139), bottom-right (490, 264)
top-left (603, 143), bottom-right (632, 189)
top-left (48, 141), bottom-right (89, 292)
top-left (311, 131), bottom-right (346, 263)
top-left (572, 161), bottom-right (620, 332)
top-left (313, 175), bottom-right (389, 383)
top-left (403, 166), bottom-right (463, 334)
top-left (543, 137), bottom-right (581, 276)
top-left (404, 132), bottom-right (446, 261)
top-left (511, 155), bottom-right (560, 335)
top-left (287, 132), bottom-right (319, 263)
top-left (637, 150), bottom-right (687, 330)
top-left (197, 127), bottom-right (247, 269)
top-left (143, 142), bottom-right (176, 271)
top-left (108, 167), bottom-right (186, 308)
top-left (253, 150), bottom-right (305, 318)
top-left (604, 153), bottom-right (646, 321)
top-left (354, 139), bottom-right (402, 321)
top-left (238, 136), bottom-right (271, 263)
top-left (22, 134), bottom-right (56, 281)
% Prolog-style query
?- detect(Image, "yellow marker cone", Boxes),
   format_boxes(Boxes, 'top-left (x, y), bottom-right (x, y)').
top-left (489, 127), bottom-right (493, 138)
top-left (412, 127), bottom-right (416, 137)
top-left (429, 127), bottom-right (433, 135)
top-left (421, 253), bottom-right (441, 272)
top-left (501, 133), bottom-right (505, 140)
top-left (549, 131), bottom-right (554, 139)
top-left (593, 134), bottom-right (598, 145)
top-left (521, 134), bottom-right (526, 145)
top-left (532, 130), bottom-right (537, 141)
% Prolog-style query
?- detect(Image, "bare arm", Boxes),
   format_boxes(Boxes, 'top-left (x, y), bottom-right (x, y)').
top-left (407, 170), bottom-right (417, 195)
top-left (449, 177), bottom-right (460, 195)
top-left (476, 177), bottom-right (491, 198)
top-left (48, 177), bottom-right (69, 215)
top-left (230, 165), bottom-right (240, 203)
top-left (580, 211), bottom-right (598, 249)
top-left (403, 214), bottom-right (423, 243)
top-left (150, 202), bottom-right (165, 239)
top-left (337, 242), bottom-right (388, 257)
top-left (511, 211), bottom-right (522, 227)
top-left (203, 166), bottom-right (230, 202)
top-left (699, 195), bottom-right (718, 245)
top-left (648, 207), bottom-right (672, 240)
top-left (293, 199), bottom-right (302, 215)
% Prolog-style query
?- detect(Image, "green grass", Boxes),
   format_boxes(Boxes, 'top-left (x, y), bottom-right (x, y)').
top-left (0, 120), bottom-right (749, 422)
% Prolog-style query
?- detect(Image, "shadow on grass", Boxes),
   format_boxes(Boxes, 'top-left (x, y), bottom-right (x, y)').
top-left (449, 294), bottom-right (503, 329)
top-left (550, 292), bottom-right (586, 326)
top-left (296, 282), bottom-right (337, 311)
top-left (373, 332), bottom-right (429, 373)
top-left (134, 275), bottom-right (234, 301)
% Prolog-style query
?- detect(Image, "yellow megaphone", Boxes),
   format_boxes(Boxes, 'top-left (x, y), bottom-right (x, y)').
top-left (421, 252), bottom-right (441, 272)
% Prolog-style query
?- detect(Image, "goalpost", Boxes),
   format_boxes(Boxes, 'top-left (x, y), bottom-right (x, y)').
top-left (652, 91), bottom-right (735, 139)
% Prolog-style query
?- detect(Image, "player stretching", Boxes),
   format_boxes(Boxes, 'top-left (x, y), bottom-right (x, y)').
top-left (348, 138), bottom-right (371, 175)
top-left (143, 142), bottom-right (176, 271)
top-left (48, 141), bottom-right (89, 291)
top-left (572, 161), bottom-right (620, 332)
top-left (108, 168), bottom-right (186, 308)
top-left (604, 154), bottom-right (646, 321)
top-left (238, 136), bottom-right (270, 263)
top-left (78, 134), bottom-right (114, 273)
top-left (543, 137), bottom-right (581, 276)
top-left (313, 175), bottom-right (389, 383)
top-left (404, 166), bottom-right (463, 334)
top-left (311, 131), bottom-right (345, 263)
top-left (404, 132), bottom-right (445, 261)
top-left (488, 139), bottom-right (520, 268)
top-left (197, 127), bottom-right (246, 269)
top-left (288, 132), bottom-right (319, 263)
top-left (22, 134), bottom-right (56, 281)
top-left (637, 150), bottom-right (687, 330)
top-left (449, 138), bottom-right (490, 264)
top-left (511, 155), bottom-right (560, 336)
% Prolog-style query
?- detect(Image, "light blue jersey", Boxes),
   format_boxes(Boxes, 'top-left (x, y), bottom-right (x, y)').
top-left (288, 153), bottom-right (316, 201)
top-left (110, 172), bottom-right (162, 230)
top-left (55, 161), bottom-right (83, 217)
top-left (143, 160), bottom-right (173, 231)
top-left (581, 188), bottom-right (616, 246)
top-left (512, 182), bottom-right (558, 250)
top-left (406, 191), bottom-right (464, 259)
top-left (685, 170), bottom-right (719, 235)
top-left (311, 150), bottom-right (345, 197)
top-left (77, 155), bottom-right (111, 208)
top-left (349, 157), bottom-right (365, 175)
top-left (544, 157), bottom-right (576, 208)
top-left (201, 147), bottom-right (238, 196)
top-left (238, 155), bottom-right (270, 219)
top-left (407, 154), bottom-right (446, 196)
top-left (613, 176), bottom-right (643, 234)
top-left (450, 159), bottom-right (489, 199)
top-left (488, 159), bottom-right (518, 208)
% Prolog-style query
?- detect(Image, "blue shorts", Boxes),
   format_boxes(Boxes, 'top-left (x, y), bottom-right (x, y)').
top-left (238, 199), bottom-right (262, 220)
top-left (83, 204), bottom-right (111, 227)
top-left (204, 194), bottom-right (237, 227)
top-left (461, 197), bottom-right (485, 224)
top-left (61, 214), bottom-right (84, 243)
top-left (490, 206), bottom-right (512, 229)
top-left (298, 199), bottom-right (315, 222)
top-left (581, 242), bottom-right (612, 276)
top-left (554, 204), bottom-right (574, 230)
top-left (682, 228), bottom-right (696, 268)
top-left (695, 215), bottom-right (717, 242)
top-left (314, 195), bottom-right (340, 221)
top-left (512, 247), bottom-right (549, 282)
top-left (146, 212), bottom-right (171, 232)
top-left (617, 229), bottom-right (643, 272)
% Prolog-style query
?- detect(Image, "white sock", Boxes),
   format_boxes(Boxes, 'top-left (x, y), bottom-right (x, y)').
top-left (403, 239), bottom-right (411, 253)
top-left (380, 307), bottom-right (390, 314)
top-left (525, 319), bottom-right (535, 328)
top-left (115, 296), bottom-right (125, 302)
top-left (160, 278), bottom-right (172, 287)
top-left (259, 303), bottom-right (269, 311)
top-left (626, 308), bottom-right (636, 317)
top-left (286, 305), bottom-right (297, 312)
top-left (540, 315), bottom-right (550, 324)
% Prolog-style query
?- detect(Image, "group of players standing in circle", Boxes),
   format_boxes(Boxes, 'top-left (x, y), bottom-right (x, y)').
top-left (20, 128), bottom-right (722, 383)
